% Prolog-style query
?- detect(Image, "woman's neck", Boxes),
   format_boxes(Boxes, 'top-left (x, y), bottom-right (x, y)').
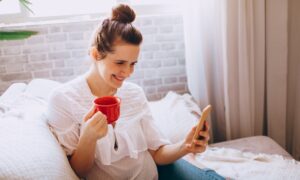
top-left (85, 66), bottom-right (117, 98)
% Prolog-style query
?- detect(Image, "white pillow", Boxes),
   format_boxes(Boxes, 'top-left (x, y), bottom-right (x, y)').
top-left (149, 91), bottom-right (201, 144)
top-left (0, 83), bottom-right (27, 104)
top-left (25, 78), bottom-right (62, 102)
top-left (0, 92), bottom-right (78, 179)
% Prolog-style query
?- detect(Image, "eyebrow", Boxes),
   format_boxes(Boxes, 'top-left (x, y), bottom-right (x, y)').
top-left (115, 60), bottom-right (138, 63)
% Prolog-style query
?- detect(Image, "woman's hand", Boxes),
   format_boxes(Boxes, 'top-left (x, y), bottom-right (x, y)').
top-left (182, 121), bottom-right (210, 154)
top-left (69, 106), bottom-right (108, 178)
top-left (148, 122), bottom-right (210, 165)
top-left (81, 106), bottom-right (108, 142)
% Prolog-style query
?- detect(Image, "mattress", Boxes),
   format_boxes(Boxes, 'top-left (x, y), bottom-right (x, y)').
top-left (210, 135), bottom-right (293, 159)
top-left (183, 136), bottom-right (300, 179)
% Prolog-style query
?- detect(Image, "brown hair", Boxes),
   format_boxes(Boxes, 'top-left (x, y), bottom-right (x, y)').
top-left (91, 4), bottom-right (143, 58)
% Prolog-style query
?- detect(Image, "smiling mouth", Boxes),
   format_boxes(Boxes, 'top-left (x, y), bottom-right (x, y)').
top-left (113, 75), bottom-right (125, 82)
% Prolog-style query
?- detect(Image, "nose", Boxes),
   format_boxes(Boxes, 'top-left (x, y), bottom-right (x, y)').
top-left (120, 65), bottom-right (133, 78)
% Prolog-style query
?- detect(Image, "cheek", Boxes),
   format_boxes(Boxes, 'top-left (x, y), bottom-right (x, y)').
top-left (110, 66), bottom-right (121, 75)
top-left (102, 63), bottom-right (116, 74)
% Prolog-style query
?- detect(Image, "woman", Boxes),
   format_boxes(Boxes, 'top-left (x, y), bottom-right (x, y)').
top-left (47, 4), bottom-right (221, 180)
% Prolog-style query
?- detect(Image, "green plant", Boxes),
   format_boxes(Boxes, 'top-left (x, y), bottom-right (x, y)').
top-left (19, 0), bottom-right (33, 14)
top-left (0, 0), bottom-right (37, 40)
top-left (0, 31), bottom-right (38, 40)
top-left (0, 0), bottom-right (33, 13)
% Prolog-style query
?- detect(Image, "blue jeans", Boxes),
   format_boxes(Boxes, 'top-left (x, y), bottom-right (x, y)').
top-left (157, 159), bottom-right (225, 180)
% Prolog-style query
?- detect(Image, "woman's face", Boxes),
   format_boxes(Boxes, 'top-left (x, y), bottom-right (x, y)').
top-left (96, 43), bottom-right (140, 89)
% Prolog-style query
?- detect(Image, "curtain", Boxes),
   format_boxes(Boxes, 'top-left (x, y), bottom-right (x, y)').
top-left (183, 0), bottom-right (227, 142)
top-left (183, 0), bottom-right (300, 160)
top-left (287, 0), bottom-right (300, 160)
top-left (224, 0), bottom-right (265, 139)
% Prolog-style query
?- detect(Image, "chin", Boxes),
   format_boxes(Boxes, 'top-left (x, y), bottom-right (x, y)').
top-left (111, 81), bottom-right (123, 89)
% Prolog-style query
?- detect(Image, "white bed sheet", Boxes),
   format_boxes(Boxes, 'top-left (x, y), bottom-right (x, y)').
top-left (184, 147), bottom-right (300, 180)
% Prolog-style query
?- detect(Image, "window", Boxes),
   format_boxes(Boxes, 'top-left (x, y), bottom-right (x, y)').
top-left (0, 0), bottom-right (20, 15)
top-left (0, 0), bottom-right (181, 25)
top-left (129, 0), bottom-right (177, 5)
top-left (29, 0), bottom-right (115, 17)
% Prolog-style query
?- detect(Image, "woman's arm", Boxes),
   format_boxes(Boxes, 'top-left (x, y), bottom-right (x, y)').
top-left (69, 137), bottom-right (98, 177)
top-left (148, 140), bottom-right (187, 165)
top-left (150, 122), bottom-right (210, 165)
top-left (69, 107), bottom-right (108, 178)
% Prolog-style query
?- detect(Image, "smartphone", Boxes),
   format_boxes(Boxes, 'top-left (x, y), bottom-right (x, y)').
top-left (191, 105), bottom-right (212, 148)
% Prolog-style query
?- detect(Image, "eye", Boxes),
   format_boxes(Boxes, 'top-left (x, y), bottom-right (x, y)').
top-left (131, 62), bottom-right (137, 66)
top-left (115, 61), bottom-right (125, 65)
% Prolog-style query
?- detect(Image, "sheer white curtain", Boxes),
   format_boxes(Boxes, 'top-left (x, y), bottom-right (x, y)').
top-left (183, 0), bottom-right (227, 141)
top-left (183, 0), bottom-right (300, 160)
top-left (183, 0), bottom-right (265, 142)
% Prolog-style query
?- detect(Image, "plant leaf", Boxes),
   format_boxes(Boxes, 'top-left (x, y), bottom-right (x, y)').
top-left (19, 0), bottom-right (34, 14)
top-left (0, 31), bottom-right (38, 40)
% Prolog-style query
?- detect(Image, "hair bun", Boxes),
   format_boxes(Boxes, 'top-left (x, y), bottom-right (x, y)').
top-left (111, 4), bottom-right (135, 24)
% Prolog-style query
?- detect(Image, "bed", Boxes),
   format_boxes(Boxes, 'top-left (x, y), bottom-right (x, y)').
top-left (0, 79), bottom-right (299, 179)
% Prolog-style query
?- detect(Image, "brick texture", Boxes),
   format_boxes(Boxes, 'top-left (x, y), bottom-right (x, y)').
top-left (0, 14), bottom-right (187, 100)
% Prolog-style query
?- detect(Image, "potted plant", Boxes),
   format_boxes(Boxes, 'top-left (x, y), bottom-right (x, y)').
top-left (0, 0), bottom-right (38, 40)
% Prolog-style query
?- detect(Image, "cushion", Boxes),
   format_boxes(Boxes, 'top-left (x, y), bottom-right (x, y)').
top-left (0, 83), bottom-right (27, 105)
top-left (149, 91), bottom-right (201, 144)
top-left (0, 81), bottom-right (78, 179)
top-left (25, 78), bottom-right (62, 102)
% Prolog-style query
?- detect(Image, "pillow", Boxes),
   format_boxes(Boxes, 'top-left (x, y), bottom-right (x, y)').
top-left (149, 91), bottom-right (201, 144)
top-left (25, 78), bottom-right (62, 102)
top-left (0, 83), bottom-right (27, 104)
top-left (0, 89), bottom-right (78, 179)
top-left (0, 116), bottom-right (79, 179)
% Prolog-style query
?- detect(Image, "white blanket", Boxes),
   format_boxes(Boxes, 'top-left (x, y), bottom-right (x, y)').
top-left (194, 147), bottom-right (300, 180)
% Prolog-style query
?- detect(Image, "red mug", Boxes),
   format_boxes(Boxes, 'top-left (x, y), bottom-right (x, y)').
top-left (94, 96), bottom-right (121, 124)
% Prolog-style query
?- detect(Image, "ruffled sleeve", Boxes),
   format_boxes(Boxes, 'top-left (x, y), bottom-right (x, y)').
top-left (46, 90), bottom-right (80, 156)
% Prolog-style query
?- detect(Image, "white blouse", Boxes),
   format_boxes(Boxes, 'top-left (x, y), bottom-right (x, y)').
top-left (46, 75), bottom-right (170, 180)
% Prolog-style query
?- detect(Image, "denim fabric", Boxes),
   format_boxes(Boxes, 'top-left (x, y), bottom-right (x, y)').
top-left (157, 159), bottom-right (225, 180)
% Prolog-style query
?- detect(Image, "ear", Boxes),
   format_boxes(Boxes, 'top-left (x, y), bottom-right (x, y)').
top-left (90, 46), bottom-right (102, 61)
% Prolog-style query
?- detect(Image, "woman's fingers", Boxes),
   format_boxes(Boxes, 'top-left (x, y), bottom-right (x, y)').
top-left (197, 122), bottom-right (210, 139)
top-left (96, 121), bottom-right (108, 133)
top-left (81, 108), bottom-right (109, 140)
top-left (192, 138), bottom-right (208, 147)
top-left (185, 122), bottom-right (210, 153)
top-left (84, 106), bottom-right (96, 122)
top-left (95, 114), bottom-right (107, 126)
top-left (191, 128), bottom-right (209, 150)
top-left (188, 126), bottom-right (197, 137)
top-left (204, 121), bottom-right (210, 131)
top-left (90, 111), bottom-right (107, 125)
top-left (198, 131), bottom-right (209, 139)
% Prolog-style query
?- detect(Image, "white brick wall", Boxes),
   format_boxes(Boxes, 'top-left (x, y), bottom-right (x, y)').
top-left (0, 14), bottom-right (187, 100)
